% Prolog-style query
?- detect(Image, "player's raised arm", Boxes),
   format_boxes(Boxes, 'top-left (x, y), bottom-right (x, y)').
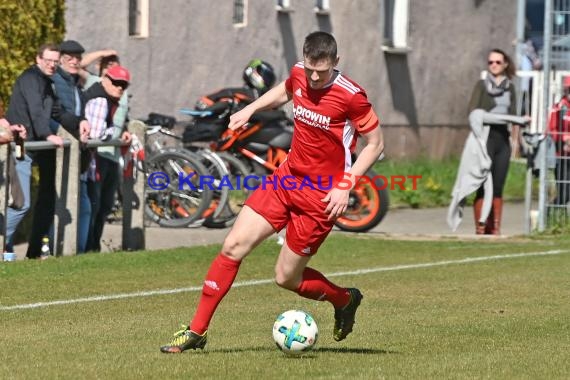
top-left (228, 81), bottom-right (291, 130)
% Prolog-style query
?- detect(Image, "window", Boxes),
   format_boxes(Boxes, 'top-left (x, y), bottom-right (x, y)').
top-left (233, 0), bottom-right (247, 27)
top-left (315, 0), bottom-right (330, 14)
top-left (382, 0), bottom-right (410, 53)
top-left (276, 0), bottom-right (294, 13)
top-left (129, 0), bottom-right (149, 38)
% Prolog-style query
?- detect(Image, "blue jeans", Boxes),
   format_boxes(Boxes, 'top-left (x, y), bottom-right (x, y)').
top-left (5, 154), bottom-right (32, 252)
top-left (87, 156), bottom-right (119, 252)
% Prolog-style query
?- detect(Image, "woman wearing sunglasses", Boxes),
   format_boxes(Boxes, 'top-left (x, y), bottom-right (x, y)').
top-left (467, 49), bottom-right (518, 235)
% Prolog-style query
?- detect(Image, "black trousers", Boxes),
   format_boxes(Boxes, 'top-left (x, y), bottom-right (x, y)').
top-left (554, 157), bottom-right (570, 205)
top-left (476, 126), bottom-right (511, 199)
top-left (26, 150), bottom-right (56, 258)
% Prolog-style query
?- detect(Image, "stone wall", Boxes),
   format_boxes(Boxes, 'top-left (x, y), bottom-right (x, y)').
top-left (64, 0), bottom-right (516, 158)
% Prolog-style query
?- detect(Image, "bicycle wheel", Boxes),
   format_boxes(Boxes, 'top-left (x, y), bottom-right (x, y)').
top-left (144, 150), bottom-right (213, 227)
top-left (202, 151), bottom-right (253, 228)
top-left (334, 169), bottom-right (389, 232)
top-left (185, 148), bottom-right (232, 222)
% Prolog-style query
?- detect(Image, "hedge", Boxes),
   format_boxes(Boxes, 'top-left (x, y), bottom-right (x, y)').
top-left (0, 0), bottom-right (65, 111)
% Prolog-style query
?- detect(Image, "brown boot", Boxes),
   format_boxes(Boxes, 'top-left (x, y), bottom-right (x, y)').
top-left (491, 197), bottom-right (503, 235)
top-left (473, 197), bottom-right (485, 234)
top-left (484, 207), bottom-right (494, 234)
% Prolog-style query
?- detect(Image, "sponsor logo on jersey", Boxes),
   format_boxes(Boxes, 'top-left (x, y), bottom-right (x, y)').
top-left (295, 88), bottom-right (302, 97)
top-left (301, 247), bottom-right (312, 254)
top-left (293, 104), bottom-right (331, 131)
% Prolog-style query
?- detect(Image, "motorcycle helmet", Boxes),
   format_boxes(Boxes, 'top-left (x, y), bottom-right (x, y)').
top-left (243, 59), bottom-right (276, 95)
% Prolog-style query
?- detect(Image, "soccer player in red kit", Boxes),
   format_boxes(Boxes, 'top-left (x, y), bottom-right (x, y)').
top-left (160, 31), bottom-right (384, 353)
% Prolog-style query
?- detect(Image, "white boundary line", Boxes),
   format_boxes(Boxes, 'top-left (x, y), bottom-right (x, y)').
top-left (1, 249), bottom-right (568, 312)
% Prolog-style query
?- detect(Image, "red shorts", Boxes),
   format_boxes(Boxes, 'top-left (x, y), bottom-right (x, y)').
top-left (244, 166), bottom-right (335, 256)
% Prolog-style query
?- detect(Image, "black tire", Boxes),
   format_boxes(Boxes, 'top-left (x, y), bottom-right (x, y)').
top-left (184, 148), bottom-right (232, 223)
top-left (334, 169), bottom-right (389, 232)
top-left (144, 150), bottom-right (213, 227)
top-left (202, 151), bottom-right (253, 228)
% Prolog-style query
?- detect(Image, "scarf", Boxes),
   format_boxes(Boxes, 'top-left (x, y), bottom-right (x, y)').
top-left (484, 73), bottom-right (510, 96)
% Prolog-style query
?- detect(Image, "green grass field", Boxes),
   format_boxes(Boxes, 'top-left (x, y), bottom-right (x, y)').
top-left (1, 234), bottom-right (569, 379)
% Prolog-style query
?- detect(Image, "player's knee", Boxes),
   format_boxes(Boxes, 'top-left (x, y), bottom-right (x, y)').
top-left (274, 277), bottom-right (296, 291)
top-left (221, 235), bottom-right (248, 260)
top-left (274, 271), bottom-right (298, 291)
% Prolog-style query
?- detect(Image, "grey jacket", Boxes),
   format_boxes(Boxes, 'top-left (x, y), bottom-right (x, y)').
top-left (447, 110), bottom-right (528, 231)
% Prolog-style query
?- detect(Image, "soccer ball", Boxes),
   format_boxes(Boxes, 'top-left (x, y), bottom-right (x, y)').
top-left (272, 309), bottom-right (318, 355)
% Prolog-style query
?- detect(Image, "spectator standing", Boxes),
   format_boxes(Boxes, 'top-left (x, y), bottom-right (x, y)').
top-left (468, 49), bottom-right (518, 235)
top-left (52, 40), bottom-right (86, 126)
top-left (0, 118), bottom-right (27, 219)
top-left (82, 65), bottom-right (131, 252)
top-left (4, 43), bottom-right (89, 258)
top-left (548, 76), bottom-right (570, 208)
top-left (81, 52), bottom-right (130, 164)
top-left (51, 40), bottom-right (92, 253)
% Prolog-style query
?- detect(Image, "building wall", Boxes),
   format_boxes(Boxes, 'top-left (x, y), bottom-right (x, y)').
top-left (65, 0), bottom-right (517, 159)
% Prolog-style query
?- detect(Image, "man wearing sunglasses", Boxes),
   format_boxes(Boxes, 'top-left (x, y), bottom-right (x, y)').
top-left (80, 52), bottom-right (131, 252)
top-left (83, 65), bottom-right (132, 252)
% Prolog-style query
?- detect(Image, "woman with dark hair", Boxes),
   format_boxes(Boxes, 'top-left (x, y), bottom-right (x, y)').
top-left (468, 48), bottom-right (518, 235)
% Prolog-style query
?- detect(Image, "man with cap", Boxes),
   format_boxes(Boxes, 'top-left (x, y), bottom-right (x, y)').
top-left (548, 76), bottom-right (570, 207)
top-left (83, 65), bottom-right (132, 252)
top-left (52, 40), bottom-right (86, 124)
top-left (80, 51), bottom-right (130, 244)
top-left (50, 39), bottom-right (93, 253)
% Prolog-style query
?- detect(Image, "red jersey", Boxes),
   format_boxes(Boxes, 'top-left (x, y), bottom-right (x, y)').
top-left (548, 97), bottom-right (570, 157)
top-left (283, 62), bottom-right (379, 185)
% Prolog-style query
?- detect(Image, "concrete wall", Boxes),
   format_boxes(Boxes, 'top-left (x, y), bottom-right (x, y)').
top-left (65, 0), bottom-right (517, 159)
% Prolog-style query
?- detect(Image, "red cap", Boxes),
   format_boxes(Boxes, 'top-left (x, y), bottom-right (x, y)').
top-left (106, 65), bottom-right (131, 83)
top-left (563, 76), bottom-right (570, 88)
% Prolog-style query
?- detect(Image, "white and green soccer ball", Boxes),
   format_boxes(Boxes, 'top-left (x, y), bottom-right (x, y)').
top-left (272, 310), bottom-right (318, 355)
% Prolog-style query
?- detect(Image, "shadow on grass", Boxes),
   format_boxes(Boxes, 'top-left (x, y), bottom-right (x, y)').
top-left (205, 346), bottom-right (399, 355)
top-left (316, 347), bottom-right (400, 355)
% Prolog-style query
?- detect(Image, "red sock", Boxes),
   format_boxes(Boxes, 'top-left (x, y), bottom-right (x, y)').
top-left (295, 267), bottom-right (350, 308)
top-left (190, 253), bottom-right (241, 334)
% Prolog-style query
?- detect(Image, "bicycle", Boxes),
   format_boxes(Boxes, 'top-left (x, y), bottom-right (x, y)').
top-left (140, 120), bottom-right (214, 227)
top-left (144, 115), bottom-right (236, 227)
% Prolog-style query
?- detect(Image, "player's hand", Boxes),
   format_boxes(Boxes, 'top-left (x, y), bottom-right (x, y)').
top-left (321, 187), bottom-right (350, 220)
top-left (228, 107), bottom-right (254, 131)
top-left (47, 134), bottom-right (64, 148)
